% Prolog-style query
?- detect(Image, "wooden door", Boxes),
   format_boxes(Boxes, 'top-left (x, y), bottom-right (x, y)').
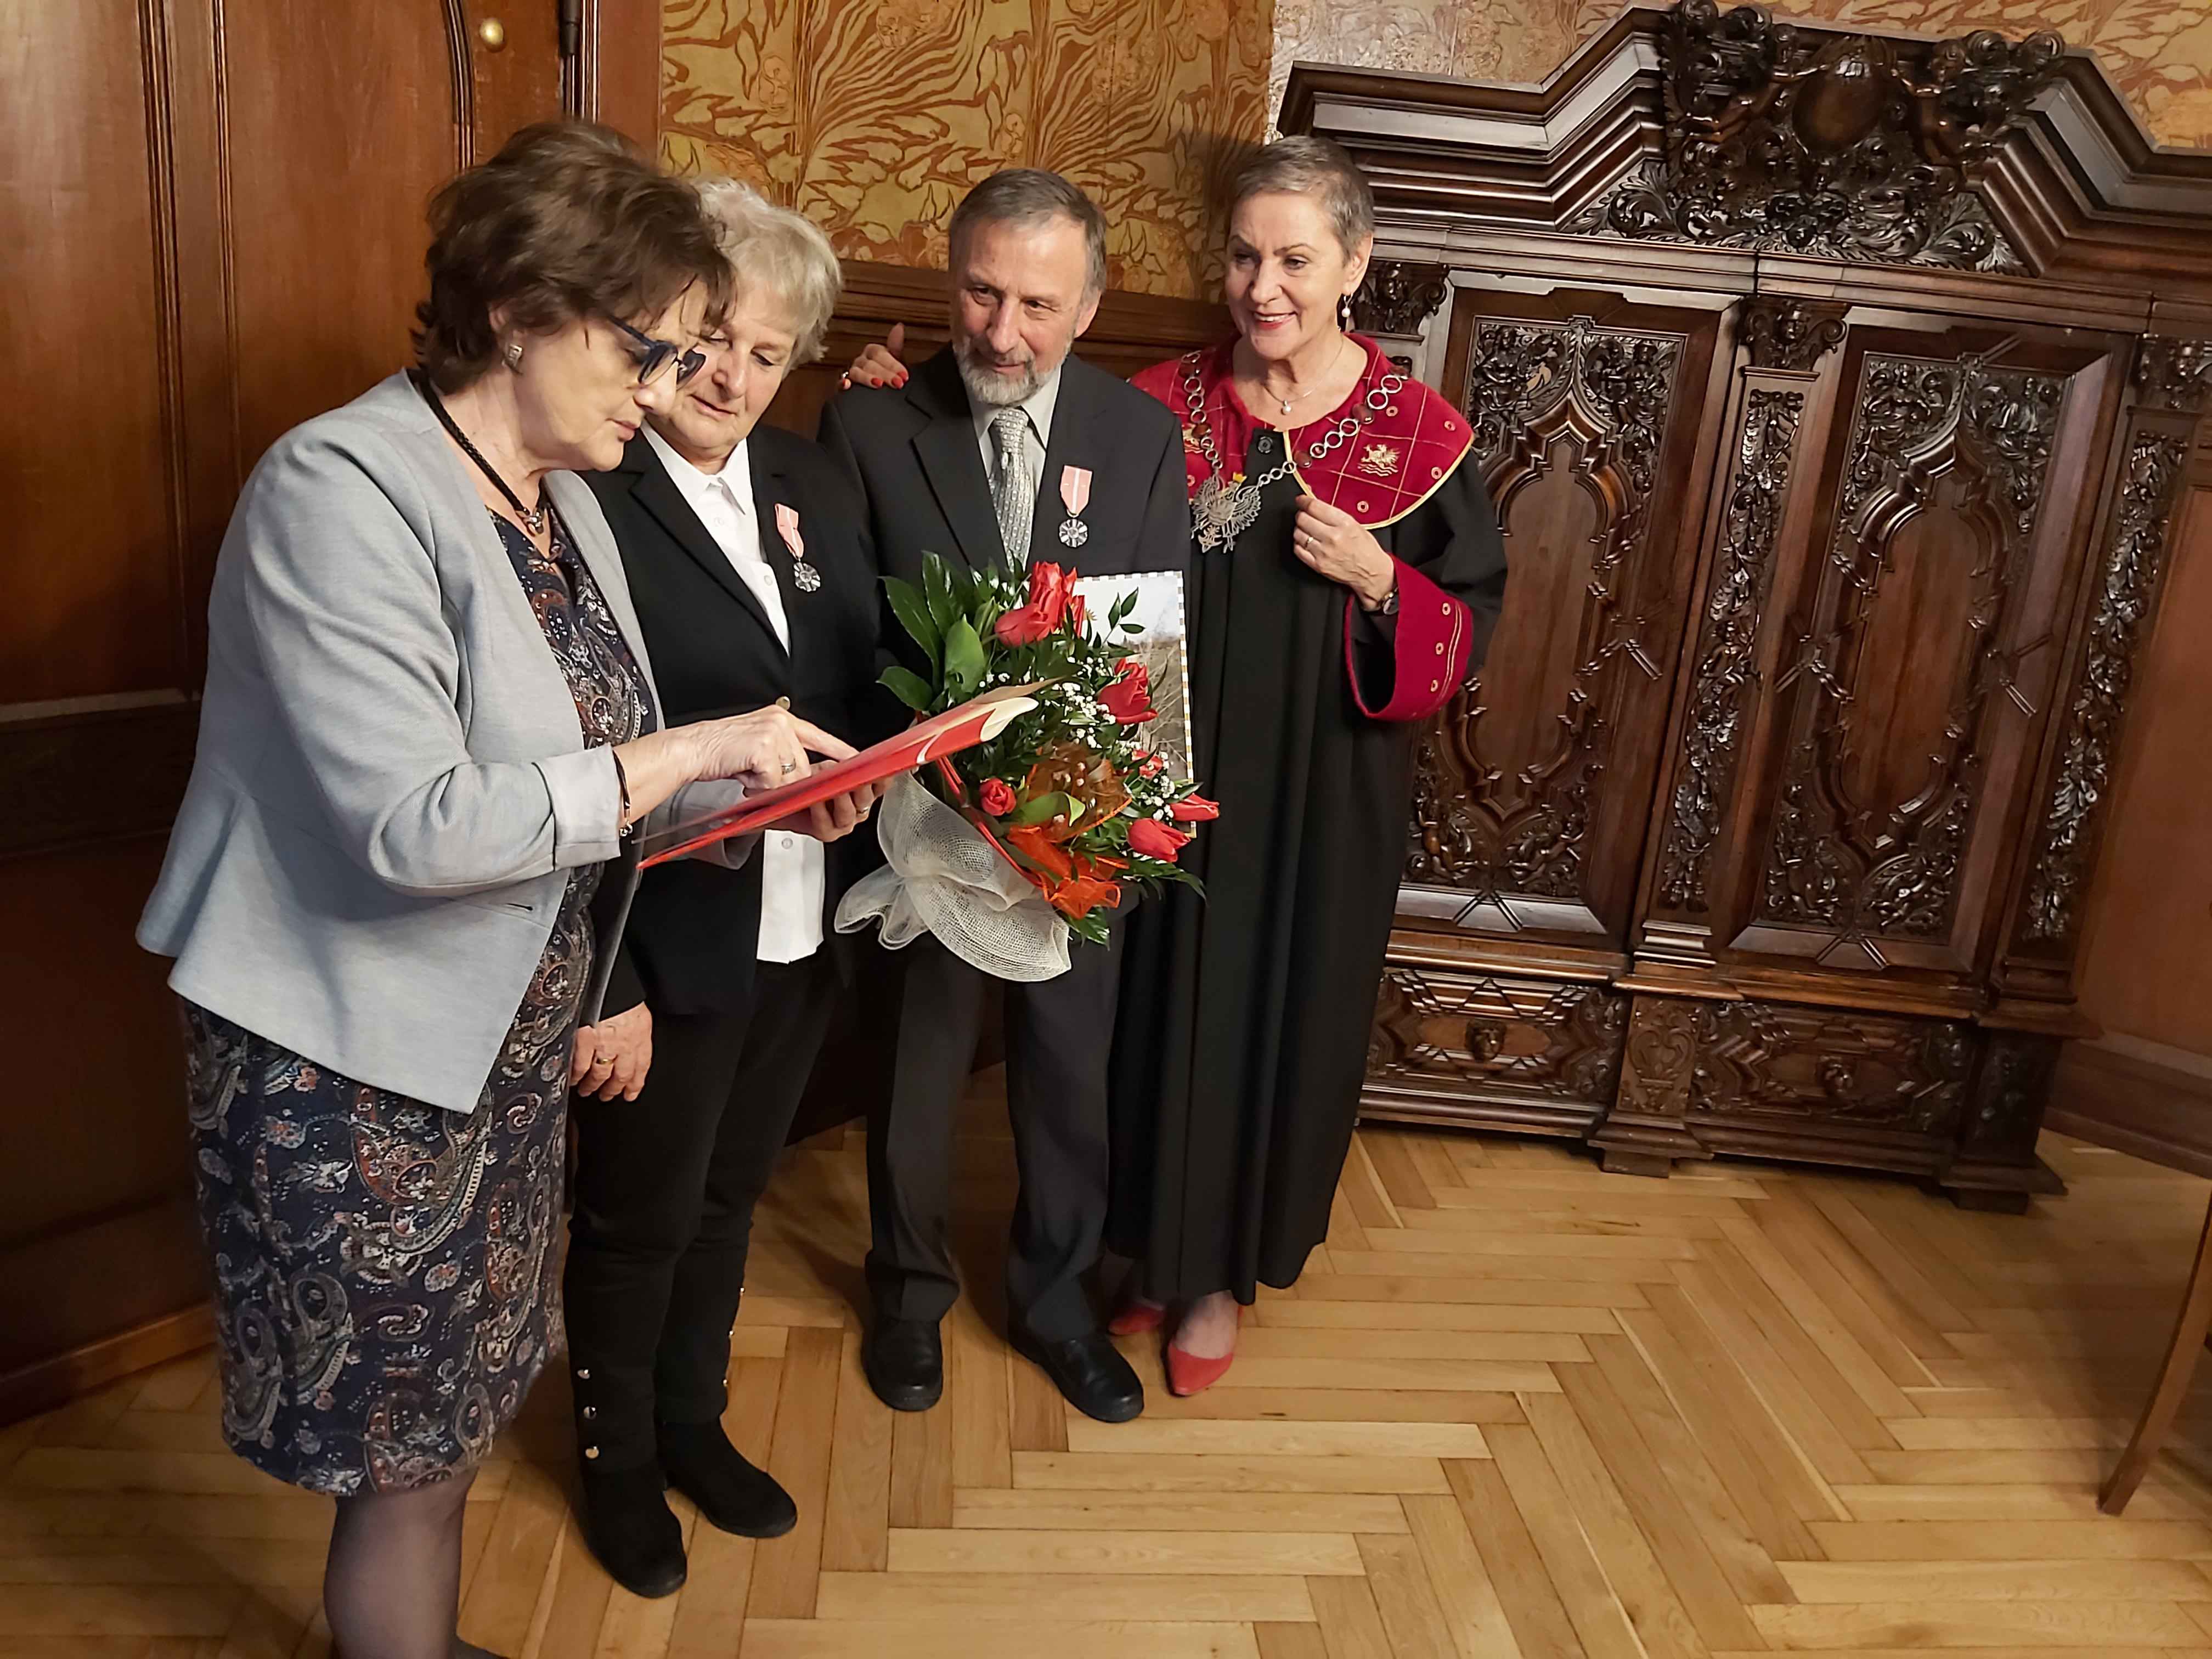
top-left (1717, 319), bottom-right (2129, 991)
top-left (0, 1), bottom-right (574, 1420)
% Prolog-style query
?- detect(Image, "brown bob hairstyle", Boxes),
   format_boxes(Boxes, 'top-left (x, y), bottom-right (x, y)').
top-left (413, 122), bottom-right (732, 392)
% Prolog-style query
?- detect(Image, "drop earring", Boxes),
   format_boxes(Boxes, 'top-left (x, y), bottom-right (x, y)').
top-left (1338, 294), bottom-right (1355, 331)
top-left (503, 341), bottom-right (524, 370)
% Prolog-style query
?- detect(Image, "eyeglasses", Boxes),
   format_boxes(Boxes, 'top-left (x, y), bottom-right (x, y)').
top-left (604, 314), bottom-right (707, 386)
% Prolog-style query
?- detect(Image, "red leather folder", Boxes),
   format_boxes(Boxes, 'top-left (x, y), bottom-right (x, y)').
top-left (637, 684), bottom-right (1044, 868)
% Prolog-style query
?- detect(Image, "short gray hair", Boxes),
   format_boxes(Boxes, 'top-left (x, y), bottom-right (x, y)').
top-left (1225, 137), bottom-right (1375, 258)
top-left (692, 176), bottom-right (842, 363)
top-left (949, 169), bottom-right (1108, 298)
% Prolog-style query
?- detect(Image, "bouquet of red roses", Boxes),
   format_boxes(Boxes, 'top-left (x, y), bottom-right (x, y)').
top-left (865, 554), bottom-right (1215, 951)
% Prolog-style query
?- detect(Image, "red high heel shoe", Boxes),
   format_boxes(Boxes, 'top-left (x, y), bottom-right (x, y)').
top-left (1107, 1293), bottom-right (1167, 1337)
top-left (1165, 1307), bottom-right (1240, 1397)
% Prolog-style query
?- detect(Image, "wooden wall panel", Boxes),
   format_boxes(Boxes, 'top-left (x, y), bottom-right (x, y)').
top-left (1, 3), bottom-right (180, 706)
top-left (0, 845), bottom-right (188, 1249)
top-left (2075, 485), bottom-right (2212, 1053)
top-left (221, 0), bottom-right (465, 470)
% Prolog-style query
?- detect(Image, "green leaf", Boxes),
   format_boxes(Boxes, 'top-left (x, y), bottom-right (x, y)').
top-left (942, 616), bottom-right (986, 697)
top-left (1009, 791), bottom-right (1080, 828)
top-left (879, 665), bottom-right (935, 712)
top-left (883, 577), bottom-right (940, 665)
top-left (924, 555), bottom-right (960, 634)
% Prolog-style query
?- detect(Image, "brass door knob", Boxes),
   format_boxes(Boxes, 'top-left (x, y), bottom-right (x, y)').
top-left (476, 16), bottom-right (507, 50)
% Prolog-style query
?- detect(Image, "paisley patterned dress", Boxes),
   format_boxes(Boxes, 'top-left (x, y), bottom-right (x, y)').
top-left (184, 508), bottom-right (648, 1496)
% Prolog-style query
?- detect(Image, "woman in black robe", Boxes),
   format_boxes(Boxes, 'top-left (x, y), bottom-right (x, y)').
top-left (1110, 138), bottom-right (1507, 1392)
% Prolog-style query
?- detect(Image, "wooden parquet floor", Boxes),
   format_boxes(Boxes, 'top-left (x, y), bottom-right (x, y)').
top-left (11, 1071), bottom-right (2212, 1657)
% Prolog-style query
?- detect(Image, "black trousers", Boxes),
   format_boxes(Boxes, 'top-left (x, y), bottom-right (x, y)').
top-left (564, 953), bottom-right (837, 1469)
top-left (865, 922), bottom-right (1124, 1342)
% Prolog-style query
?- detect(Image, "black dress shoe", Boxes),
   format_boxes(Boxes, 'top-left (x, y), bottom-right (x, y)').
top-left (658, 1419), bottom-right (798, 1539)
top-left (864, 1317), bottom-right (944, 1412)
top-left (1012, 1328), bottom-right (1144, 1424)
top-left (577, 1459), bottom-right (686, 1599)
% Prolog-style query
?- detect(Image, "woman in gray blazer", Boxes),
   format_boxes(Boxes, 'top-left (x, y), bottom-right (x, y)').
top-left (136, 123), bottom-right (870, 1659)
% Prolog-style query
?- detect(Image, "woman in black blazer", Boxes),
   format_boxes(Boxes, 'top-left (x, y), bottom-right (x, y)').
top-left (563, 179), bottom-right (894, 1598)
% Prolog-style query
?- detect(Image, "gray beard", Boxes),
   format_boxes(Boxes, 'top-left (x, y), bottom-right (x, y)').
top-left (955, 341), bottom-right (1046, 409)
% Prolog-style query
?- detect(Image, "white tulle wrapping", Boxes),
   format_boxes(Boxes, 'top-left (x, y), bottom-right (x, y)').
top-left (833, 774), bottom-right (1070, 981)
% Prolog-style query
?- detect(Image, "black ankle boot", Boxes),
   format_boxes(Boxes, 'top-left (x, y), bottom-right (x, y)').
top-left (576, 1459), bottom-right (686, 1598)
top-left (658, 1419), bottom-right (797, 1538)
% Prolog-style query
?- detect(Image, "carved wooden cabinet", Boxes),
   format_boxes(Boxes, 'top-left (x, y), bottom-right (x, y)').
top-left (1298, 1), bottom-right (2212, 1206)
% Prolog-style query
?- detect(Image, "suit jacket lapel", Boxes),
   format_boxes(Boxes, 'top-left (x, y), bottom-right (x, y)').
top-left (622, 437), bottom-right (786, 652)
top-left (1029, 360), bottom-right (1096, 568)
top-left (909, 349), bottom-right (1003, 572)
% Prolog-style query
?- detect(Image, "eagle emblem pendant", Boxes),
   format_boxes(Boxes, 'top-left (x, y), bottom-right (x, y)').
top-left (1193, 471), bottom-right (1261, 554)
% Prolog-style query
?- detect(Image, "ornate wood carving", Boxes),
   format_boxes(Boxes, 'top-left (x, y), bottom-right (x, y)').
top-left (1353, 259), bottom-right (1451, 337)
top-left (2134, 336), bottom-right (2212, 414)
top-left (1408, 315), bottom-right (1683, 905)
top-left (1368, 969), bottom-right (1629, 1106)
top-left (1617, 997), bottom-right (1701, 1119)
top-left (1759, 353), bottom-right (2064, 943)
top-left (1570, 1), bottom-right (2062, 272)
top-left (1658, 387), bottom-right (1802, 914)
top-left (2018, 337), bottom-right (2209, 947)
top-left (1741, 298), bottom-right (1848, 372)
top-left (1690, 1000), bottom-right (1974, 1135)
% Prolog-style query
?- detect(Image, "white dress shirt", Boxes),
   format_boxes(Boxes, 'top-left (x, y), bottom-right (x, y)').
top-left (970, 368), bottom-right (1062, 515)
top-left (643, 424), bottom-right (823, 964)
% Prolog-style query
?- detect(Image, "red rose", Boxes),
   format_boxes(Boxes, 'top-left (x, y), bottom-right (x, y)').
top-left (979, 777), bottom-right (1017, 816)
top-left (1128, 817), bottom-right (1191, 861)
top-left (1100, 658), bottom-right (1155, 724)
top-left (1067, 591), bottom-right (1087, 632)
top-left (1170, 793), bottom-right (1220, 822)
top-left (1027, 561), bottom-right (1075, 631)
top-left (995, 603), bottom-right (1054, 646)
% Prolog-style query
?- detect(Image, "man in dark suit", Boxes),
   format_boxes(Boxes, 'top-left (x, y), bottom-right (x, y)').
top-left (817, 170), bottom-right (1190, 1424)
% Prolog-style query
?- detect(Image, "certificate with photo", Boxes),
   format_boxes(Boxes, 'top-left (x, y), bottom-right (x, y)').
top-left (1072, 570), bottom-right (1194, 779)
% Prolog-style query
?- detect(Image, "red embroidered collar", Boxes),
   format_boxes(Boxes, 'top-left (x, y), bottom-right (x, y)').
top-left (1161, 334), bottom-right (1475, 530)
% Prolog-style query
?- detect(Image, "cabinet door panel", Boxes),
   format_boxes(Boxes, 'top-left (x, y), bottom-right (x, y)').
top-left (1402, 286), bottom-right (1726, 947)
top-left (1728, 323), bottom-right (2126, 980)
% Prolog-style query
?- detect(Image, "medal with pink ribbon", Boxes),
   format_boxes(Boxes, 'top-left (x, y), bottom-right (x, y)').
top-left (1056, 466), bottom-right (1092, 549)
top-left (775, 503), bottom-right (821, 593)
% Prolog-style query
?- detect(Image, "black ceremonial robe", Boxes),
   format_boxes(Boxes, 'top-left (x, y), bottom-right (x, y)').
top-left (1110, 336), bottom-right (1508, 1301)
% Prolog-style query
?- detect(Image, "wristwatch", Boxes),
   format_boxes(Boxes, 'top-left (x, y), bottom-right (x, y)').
top-left (1375, 580), bottom-right (1400, 617)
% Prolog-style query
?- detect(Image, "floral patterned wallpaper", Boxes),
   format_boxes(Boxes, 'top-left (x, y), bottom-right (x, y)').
top-left (1269, 0), bottom-right (2212, 150)
top-left (660, 0), bottom-right (1273, 299)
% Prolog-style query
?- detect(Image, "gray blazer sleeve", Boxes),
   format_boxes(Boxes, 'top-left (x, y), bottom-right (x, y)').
top-left (238, 426), bottom-right (621, 898)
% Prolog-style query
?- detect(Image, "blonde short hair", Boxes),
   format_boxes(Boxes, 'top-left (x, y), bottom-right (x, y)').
top-left (1224, 136), bottom-right (1375, 258)
top-left (693, 177), bottom-right (842, 364)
